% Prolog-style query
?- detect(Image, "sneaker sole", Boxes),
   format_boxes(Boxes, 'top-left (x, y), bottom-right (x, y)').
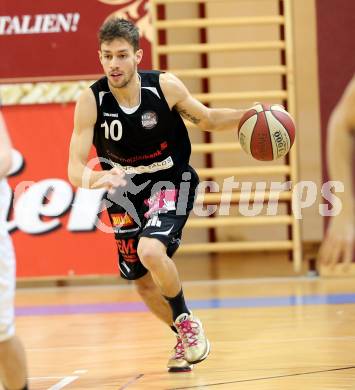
top-left (186, 339), bottom-right (211, 364)
top-left (168, 366), bottom-right (193, 373)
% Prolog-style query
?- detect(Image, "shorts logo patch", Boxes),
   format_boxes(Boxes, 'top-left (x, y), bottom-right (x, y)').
top-left (116, 239), bottom-right (139, 263)
top-left (111, 213), bottom-right (134, 228)
top-left (145, 215), bottom-right (162, 228)
top-left (141, 111), bottom-right (158, 129)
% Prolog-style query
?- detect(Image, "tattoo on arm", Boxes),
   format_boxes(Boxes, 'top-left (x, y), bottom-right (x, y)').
top-left (177, 108), bottom-right (201, 125)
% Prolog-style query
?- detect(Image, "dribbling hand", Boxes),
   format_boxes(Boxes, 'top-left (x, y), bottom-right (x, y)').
top-left (92, 167), bottom-right (127, 193)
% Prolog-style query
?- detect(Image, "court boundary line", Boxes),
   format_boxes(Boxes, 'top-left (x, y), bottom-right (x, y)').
top-left (169, 365), bottom-right (355, 389)
top-left (29, 369), bottom-right (88, 389)
top-left (118, 374), bottom-right (144, 390)
top-left (16, 291), bottom-right (355, 317)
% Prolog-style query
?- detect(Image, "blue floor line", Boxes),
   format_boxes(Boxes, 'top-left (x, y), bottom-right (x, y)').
top-left (15, 292), bottom-right (355, 316)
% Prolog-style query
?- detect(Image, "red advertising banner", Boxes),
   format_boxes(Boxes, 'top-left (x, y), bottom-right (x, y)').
top-left (0, 0), bottom-right (151, 82)
top-left (3, 104), bottom-right (119, 277)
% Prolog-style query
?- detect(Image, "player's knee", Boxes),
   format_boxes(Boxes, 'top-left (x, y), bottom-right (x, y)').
top-left (137, 238), bottom-right (166, 271)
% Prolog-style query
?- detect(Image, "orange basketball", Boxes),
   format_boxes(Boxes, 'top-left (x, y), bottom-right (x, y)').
top-left (237, 103), bottom-right (295, 161)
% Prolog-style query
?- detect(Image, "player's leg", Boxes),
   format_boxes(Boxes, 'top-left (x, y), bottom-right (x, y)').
top-left (138, 168), bottom-right (199, 313)
top-left (107, 204), bottom-right (191, 371)
top-left (0, 336), bottom-right (28, 390)
top-left (106, 204), bottom-right (174, 321)
top-left (138, 167), bottom-right (210, 365)
top-left (107, 201), bottom-right (181, 319)
top-left (0, 240), bottom-right (28, 390)
top-left (137, 238), bottom-right (182, 297)
top-left (134, 272), bottom-right (173, 325)
top-left (133, 272), bottom-right (192, 372)
top-left (137, 236), bottom-right (210, 364)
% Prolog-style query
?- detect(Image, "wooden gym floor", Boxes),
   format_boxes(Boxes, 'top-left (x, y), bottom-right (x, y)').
top-left (13, 274), bottom-right (355, 390)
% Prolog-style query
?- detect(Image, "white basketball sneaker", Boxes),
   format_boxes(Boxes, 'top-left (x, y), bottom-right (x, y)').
top-left (174, 313), bottom-right (211, 364)
top-left (167, 335), bottom-right (193, 372)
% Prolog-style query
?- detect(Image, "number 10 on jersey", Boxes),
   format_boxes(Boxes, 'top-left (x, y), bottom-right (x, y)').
top-left (101, 120), bottom-right (122, 141)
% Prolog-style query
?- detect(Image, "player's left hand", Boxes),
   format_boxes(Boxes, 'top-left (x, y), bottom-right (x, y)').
top-left (317, 216), bottom-right (354, 271)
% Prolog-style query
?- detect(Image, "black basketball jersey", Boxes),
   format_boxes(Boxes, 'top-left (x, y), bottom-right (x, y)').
top-left (90, 70), bottom-right (191, 185)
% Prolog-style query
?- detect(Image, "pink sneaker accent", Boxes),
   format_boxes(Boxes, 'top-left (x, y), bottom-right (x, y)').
top-left (167, 335), bottom-right (193, 372)
top-left (175, 313), bottom-right (211, 364)
top-left (173, 336), bottom-right (185, 359)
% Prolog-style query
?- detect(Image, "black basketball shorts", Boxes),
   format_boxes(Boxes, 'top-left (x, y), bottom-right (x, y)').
top-left (106, 167), bottom-right (199, 280)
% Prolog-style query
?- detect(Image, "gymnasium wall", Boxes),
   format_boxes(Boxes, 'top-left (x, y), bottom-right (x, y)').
top-left (315, 0), bottom-right (355, 268)
top-left (315, 0), bottom-right (355, 182)
top-left (206, 0), bottom-right (288, 245)
top-left (165, 2), bottom-right (209, 249)
top-left (164, 0), bottom-right (323, 244)
top-left (1, 0), bottom-right (351, 278)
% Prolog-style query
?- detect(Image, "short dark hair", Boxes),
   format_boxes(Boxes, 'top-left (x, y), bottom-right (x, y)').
top-left (98, 18), bottom-right (140, 51)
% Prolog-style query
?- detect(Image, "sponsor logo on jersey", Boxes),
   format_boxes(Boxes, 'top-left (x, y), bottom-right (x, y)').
top-left (112, 156), bottom-right (174, 174)
top-left (141, 111), bottom-right (158, 129)
top-left (103, 112), bottom-right (119, 118)
top-left (109, 149), bottom-right (163, 164)
top-left (103, 112), bottom-right (118, 118)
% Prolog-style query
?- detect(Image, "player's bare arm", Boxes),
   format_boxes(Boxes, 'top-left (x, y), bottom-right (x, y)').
top-left (328, 75), bottom-right (355, 136)
top-left (326, 76), bottom-right (355, 216)
top-left (318, 76), bottom-right (355, 268)
top-left (68, 89), bottom-right (126, 190)
top-left (160, 72), bottom-right (247, 132)
top-left (0, 112), bottom-right (12, 179)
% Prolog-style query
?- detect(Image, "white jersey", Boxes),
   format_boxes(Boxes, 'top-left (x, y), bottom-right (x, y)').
top-left (0, 178), bottom-right (11, 236)
top-left (0, 178), bottom-right (15, 341)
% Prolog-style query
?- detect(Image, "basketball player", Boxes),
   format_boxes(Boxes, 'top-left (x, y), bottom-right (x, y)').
top-left (0, 112), bottom-right (29, 389)
top-left (68, 18), bottom-right (248, 372)
top-left (318, 75), bottom-right (355, 269)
